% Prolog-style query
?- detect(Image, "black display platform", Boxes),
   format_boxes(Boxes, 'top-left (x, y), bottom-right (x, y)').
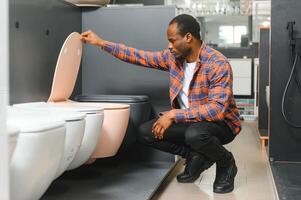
top-left (42, 159), bottom-right (175, 200)
top-left (270, 162), bottom-right (301, 200)
top-left (42, 143), bottom-right (176, 200)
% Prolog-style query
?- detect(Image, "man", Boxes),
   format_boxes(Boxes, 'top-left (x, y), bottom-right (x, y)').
top-left (81, 14), bottom-right (241, 193)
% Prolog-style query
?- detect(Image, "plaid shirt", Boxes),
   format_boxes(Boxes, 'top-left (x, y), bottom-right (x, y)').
top-left (102, 41), bottom-right (241, 134)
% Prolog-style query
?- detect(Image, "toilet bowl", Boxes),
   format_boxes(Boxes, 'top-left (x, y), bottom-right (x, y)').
top-left (14, 102), bottom-right (104, 170)
top-left (7, 107), bottom-right (66, 200)
top-left (14, 102), bottom-right (87, 177)
top-left (48, 32), bottom-right (130, 159)
top-left (75, 95), bottom-right (151, 154)
top-left (58, 102), bottom-right (130, 158)
top-left (7, 125), bottom-right (19, 161)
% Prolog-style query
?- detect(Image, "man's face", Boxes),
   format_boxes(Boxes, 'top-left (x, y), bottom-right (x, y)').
top-left (167, 23), bottom-right (191, 60)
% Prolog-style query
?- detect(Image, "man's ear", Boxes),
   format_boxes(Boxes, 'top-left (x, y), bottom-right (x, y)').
top-left (185, 33), bottom-right (193, 43)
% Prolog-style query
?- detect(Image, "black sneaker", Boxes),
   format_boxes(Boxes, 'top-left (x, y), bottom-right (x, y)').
top-left (213, 152), bottom-right (237, 193)
top-left (177, 154), bottom-right (214, 183)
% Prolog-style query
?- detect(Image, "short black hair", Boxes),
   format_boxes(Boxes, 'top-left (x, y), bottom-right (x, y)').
top-left (169, 14), bottom-right (201, 40)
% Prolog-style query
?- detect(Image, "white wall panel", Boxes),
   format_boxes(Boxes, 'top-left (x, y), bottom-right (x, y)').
top-left (229, 58), bottom-right (252, 95)
top-left (0, 0), bottom-right (9, 199)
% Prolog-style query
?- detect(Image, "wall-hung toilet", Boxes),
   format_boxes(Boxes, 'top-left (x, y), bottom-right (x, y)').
top-left (14, 102), bottom-right (104, 170)
top-left (7, 107), bottom-right (66, 200)
top-left (61, 105), bottom-right (104, 169)
top-left (62, 102), bottom-right (130, 159)
top-left (47, 32), bottom-right (130, 159)
top-left (75, 95), bottom-right (152, 153)
top-left (14, 102), bottom-right (87, 177)
top-left (6, 125), bottom-right (19, 161)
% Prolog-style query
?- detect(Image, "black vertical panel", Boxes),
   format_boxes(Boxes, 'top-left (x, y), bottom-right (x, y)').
top-left (9, 0), bottom-right (81, 104)
top-left (258, 28), bottom-right (269, 135)
top-left (270, 0), bottom-right (301, 161)
top-left (81, 6), bottom-right (175, 113)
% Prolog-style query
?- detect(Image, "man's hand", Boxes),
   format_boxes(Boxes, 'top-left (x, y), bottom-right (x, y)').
top-left (81, 30), bottom-right (104, 47)
top-left (152, 110), bottom-right (176, 140)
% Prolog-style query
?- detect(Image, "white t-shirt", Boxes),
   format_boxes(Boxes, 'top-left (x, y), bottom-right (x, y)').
top-left (177, 61), bottom-right (197, 109)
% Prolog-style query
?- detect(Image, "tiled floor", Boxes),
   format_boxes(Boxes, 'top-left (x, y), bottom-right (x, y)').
top-left (152, 121), bottom-right (277, 200)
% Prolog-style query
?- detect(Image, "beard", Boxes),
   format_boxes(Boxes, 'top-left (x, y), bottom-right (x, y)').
top-left (178, 47), bottom-right (192, 61)
top-left (171, 41), bottom-right (192, 61)
top-left (173, 52), bottom-right (185, 60)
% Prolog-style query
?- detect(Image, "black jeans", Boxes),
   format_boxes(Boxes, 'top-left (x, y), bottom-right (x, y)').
top-left (137, 118), bottom-right (236, 162)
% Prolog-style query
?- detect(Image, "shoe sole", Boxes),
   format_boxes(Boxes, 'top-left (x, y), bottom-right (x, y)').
top-left (177, 161), bottom-right (214, 183)
top-left (213, 164), bottom-right (238, 194)
top-left (177, 172), bottom-right (201, 183)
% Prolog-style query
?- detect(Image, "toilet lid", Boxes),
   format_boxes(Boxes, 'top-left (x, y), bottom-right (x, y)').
top-left (48, 102), bottom-right (105, 114)
top-left (7, 107), bottom-right (65, 133)
top-left (14, 102), bottom-right (86, 121)
top-left (48, 32), bottom-right (82, 103)
top-left (47, 32), bottom-right (129, 111)
top-left (52, 111), bottom-right (85, 121)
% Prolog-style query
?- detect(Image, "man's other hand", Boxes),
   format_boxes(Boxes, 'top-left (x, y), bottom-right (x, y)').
top-left (81, 30), bottom-right (104, 47)
top-left (152, 110), bottom-right (176, 140)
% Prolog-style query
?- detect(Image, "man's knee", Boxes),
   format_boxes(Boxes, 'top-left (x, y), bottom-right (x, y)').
top-left (185, 124), bottom-right (212, 148)
top-left (137, 119), bottom-right (156, 144)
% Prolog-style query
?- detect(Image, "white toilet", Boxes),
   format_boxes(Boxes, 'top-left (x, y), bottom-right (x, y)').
top-left (7, 106), bottom-right (66, 200)
top-left (14, 102), bottom-right (104, 170)
top-left (63, 104), bottom-right (104, 169)
top-left (6, 125), bottom-right (19, 161)
top-left (14, 102), bottom-right (87, 178)
top-left (48, 32), bottom-right (130, 160)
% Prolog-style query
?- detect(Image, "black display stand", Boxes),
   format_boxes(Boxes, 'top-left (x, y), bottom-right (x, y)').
top-left (270, 162), bottom-right (301, 200)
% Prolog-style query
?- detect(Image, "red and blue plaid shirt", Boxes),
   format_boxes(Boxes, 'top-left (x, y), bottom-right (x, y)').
top-left (102, 41), bottom-right (241, 134)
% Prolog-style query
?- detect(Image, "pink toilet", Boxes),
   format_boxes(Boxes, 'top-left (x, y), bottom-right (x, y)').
top-left (48, 32), bottom-right (130, 159)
